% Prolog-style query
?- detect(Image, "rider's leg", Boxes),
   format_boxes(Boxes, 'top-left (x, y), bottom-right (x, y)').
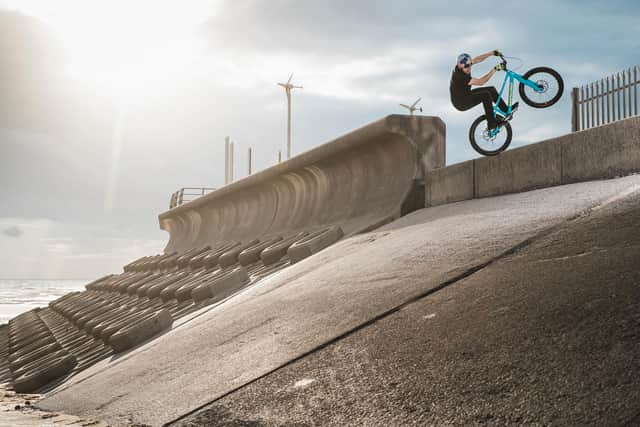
top-left (469, 88), bottom-right (500, 129)
top-left (485, 87), bottom-right (509, 113)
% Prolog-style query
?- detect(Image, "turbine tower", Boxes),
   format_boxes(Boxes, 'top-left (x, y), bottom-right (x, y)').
top-left (399, 97), bottom-right (423, 115)
top-left (277, 73), bottom-right (302, 159)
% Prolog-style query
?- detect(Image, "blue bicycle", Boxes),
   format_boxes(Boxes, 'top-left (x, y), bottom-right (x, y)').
top-left (469, 55), bottom-right (564, 156)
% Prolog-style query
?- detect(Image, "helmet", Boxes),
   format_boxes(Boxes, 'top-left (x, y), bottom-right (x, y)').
top-left (457, 53), bottom-right (472, 68)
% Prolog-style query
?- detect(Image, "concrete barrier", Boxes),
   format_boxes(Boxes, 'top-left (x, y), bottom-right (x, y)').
top-left (159, 115), bottom-right (445, 253)
top-left (426, 160), bottom-right (475, 206)
top-left (426, 116), bottom-right (640, 207)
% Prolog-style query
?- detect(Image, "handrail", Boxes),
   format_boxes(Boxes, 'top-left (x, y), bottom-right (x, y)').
top-left (169, 187), bottom-right (216, 209)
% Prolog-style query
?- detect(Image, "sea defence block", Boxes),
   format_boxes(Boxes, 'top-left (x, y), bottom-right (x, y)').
top-left (109, 309), bottom-right (173, 353)
top-left (159, 115), bottom-right (445, 253)
top-left (426, 116), bottom-right (640, 207)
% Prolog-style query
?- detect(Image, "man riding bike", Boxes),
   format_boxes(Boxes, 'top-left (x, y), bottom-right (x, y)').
top-left (450, 49), bottom-right (518, 130)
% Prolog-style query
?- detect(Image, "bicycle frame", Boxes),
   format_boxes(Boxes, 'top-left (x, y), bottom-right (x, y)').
top-left (493, 69), bottom-right (542, 118)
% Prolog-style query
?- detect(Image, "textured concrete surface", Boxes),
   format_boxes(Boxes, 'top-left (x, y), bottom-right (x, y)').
top-left (174, 186), bottom-right (640, 427)
top-left (38, 175), bottom-right (640, 427)
top-left (159, 115), bottom-right (445, 253)
top-left (426, 115), bottom-right (640, 207)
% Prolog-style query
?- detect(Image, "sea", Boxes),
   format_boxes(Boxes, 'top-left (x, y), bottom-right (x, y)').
top-left (0, 279), bottom-right (88, 325)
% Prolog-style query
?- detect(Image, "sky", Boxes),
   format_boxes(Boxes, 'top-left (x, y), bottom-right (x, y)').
top-left (0, 0), bottom-right (638, 279)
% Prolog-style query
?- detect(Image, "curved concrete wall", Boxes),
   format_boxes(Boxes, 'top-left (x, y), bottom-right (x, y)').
top-left (159, 115), bottom-right (445, 253)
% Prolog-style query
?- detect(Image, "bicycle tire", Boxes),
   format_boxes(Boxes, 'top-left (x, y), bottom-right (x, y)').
top-left (519, 66), bottom-right (564, 108)
top-left (469, 115), bottom-right (512, 156)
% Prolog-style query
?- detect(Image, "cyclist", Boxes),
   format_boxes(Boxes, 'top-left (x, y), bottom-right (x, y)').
top-left (450, 50), bottom-right (518, 130)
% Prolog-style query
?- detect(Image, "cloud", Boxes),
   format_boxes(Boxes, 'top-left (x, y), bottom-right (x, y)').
top-left (0, 9), bottom-right (69, 131)
top-left (2, 225), bottom-right (23, 238)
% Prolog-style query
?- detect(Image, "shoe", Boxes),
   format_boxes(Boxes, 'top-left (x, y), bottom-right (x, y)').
top-left (496, 102), bottom-right (519, 123)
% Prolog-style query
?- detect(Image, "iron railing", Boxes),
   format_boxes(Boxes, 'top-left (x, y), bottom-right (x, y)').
top-left (169, 187), bottom-right (216, 209)
top-left (572, 65), bottom-right (639, 131)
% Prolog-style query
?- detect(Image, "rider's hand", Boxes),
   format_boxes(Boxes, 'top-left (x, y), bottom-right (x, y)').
top-left (494, 63), bottom-right (506, 71)
top-left (493, 49), bottom-right (503, 56)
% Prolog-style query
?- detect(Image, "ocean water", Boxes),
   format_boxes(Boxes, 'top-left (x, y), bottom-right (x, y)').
top-left (0, 279), bottom-right (88, 325)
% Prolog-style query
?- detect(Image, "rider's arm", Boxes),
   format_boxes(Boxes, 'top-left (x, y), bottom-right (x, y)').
top-left (471, 50), bottom-right (494, 65)
top-left (468, 68), bottom-right (496, 86)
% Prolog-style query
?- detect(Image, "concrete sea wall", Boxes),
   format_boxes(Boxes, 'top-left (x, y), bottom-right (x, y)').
top-left (426, 116), bottom-right (640, 206)
top-left (159, 115), bottom-right (446, 253)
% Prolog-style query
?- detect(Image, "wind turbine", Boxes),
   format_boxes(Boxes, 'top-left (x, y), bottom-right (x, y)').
top-left (399, 97), bottom-right (423, 115)
top-left (277, 73), bottom-right (302, 159)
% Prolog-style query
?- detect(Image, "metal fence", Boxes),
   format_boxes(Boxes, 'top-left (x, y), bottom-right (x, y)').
top-left (169, 187), bottom-right (216, 209)
top-left (571, 65), bottom-right (639, 132)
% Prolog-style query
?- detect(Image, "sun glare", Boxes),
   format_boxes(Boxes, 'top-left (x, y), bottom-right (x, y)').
top-left (3, 0), bottom-right (216, 97)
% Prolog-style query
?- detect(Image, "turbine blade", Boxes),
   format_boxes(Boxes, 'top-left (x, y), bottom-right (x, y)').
top-left (411, 97), bottom-right (422, 108)
top-left (277, 83), bottom-right (286, 87)
top-left (287, 73), bottom-right (293, 84)
top-left (399, 104), bottom-right (410, 109)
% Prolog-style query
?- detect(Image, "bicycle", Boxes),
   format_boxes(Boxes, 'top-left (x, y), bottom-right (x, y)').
top-left (469, 55), bottom-right (564, 156)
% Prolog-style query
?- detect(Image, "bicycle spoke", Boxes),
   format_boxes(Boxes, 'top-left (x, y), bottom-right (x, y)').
top-left (523, 72), bottom-right (559, 103)
top-left (473, 121), bottom-right (509, 153)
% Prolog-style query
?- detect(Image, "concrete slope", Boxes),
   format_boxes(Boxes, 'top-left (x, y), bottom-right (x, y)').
top-left (39, 175), bottom-right (640, 426)
top-left (174, 177), bottom-right (640, 427)
top-left (159, 115), bottom-right (445, 253)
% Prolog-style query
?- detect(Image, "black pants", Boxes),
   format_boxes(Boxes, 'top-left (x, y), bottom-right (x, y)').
top-left (454, 87), bottom-right (508, 126)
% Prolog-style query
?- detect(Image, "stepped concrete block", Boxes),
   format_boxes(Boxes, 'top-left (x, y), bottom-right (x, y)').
top-left (109, 310), bottom-right (173, 353)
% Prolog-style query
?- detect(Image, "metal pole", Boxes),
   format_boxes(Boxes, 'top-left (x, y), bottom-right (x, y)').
top-left (287, 90), bottom-right (292, 159)
top-left (623, 71), bottom-right (628, 119)
top-left (606, 76), bottom-right (610, 124)
top-left (571, 87), bottom-right (579, 132)
top-left (633, 66), bottom-right (638, 116)
top-left (595, 81), bottom-right (600, 126)
top-left (230, 141), bottom-right (234, 182)
top-left (589, 83), bottom-right (596, 127)
top-left (224, 136), bottom-right (229, 184)
top-left (600, 79), bottom-right (605, 125)
top-left (248, 147), bottom-right (252, 175)
top-left (581, 86), bottom-right (585, 131)
top-left (278, 150), bottom-right (282, 163)
top-left (628, 67), bottom-right (633, 117)
top-left (617, 73), bottom-right (621, 121)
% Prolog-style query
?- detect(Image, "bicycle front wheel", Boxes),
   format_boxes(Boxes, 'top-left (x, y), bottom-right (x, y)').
top-left (519, 66), bottom-right (564, 108)
top-left (469, 115), bottom-right (512, 156)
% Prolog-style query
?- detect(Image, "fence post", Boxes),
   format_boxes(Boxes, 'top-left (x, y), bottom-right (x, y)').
top-left (571, 87), bottom-right (579, 132)
top-left (633, 66), bottom-right (638, 116)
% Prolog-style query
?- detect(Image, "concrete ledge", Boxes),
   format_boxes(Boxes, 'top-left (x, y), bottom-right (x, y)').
top-left (562, 117), bottom-right (640, 183)
top-left (427, 116), bottom-right (640, 207)
top-left (475, 137), bottom-right (562, 198)
top-left (426, 160), bottom-right (474, 206)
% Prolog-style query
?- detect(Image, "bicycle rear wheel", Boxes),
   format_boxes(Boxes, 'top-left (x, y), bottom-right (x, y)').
top-left (519, 67), bottom-right (564, 108)
top-left (469, 115), bottom-right (512, 156)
